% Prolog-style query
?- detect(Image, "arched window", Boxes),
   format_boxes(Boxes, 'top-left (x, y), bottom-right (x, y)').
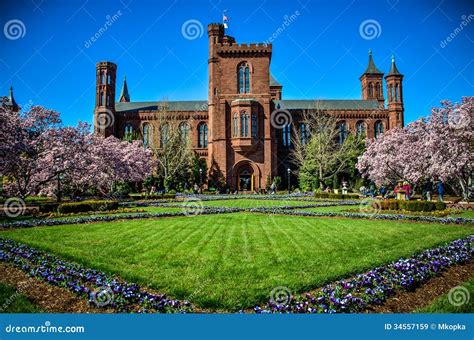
top-left (180, 122), bottom-right (190, 140)
top-left (143, 123), bottom-right (152, 148)
top-left (395, 84), bottom-right (400, 101)
top-left (99, 92), bottom-right (104, 106)
top-left (124, 124), bottom-right (133, 139)
top-left (100, 73), bottom-right (105, 84)
top-left (238, 62), bottom-right (250, 93)
top-left (375, 121), bottom-right (384, 138)
top-left (300, 123), bottom-right (307, 145)
top-left (368, 83), bottom-right (374, 97)
top-left (376, 83), bottom-right (381, 97)
top-left (282, 124), bottom-right (291, 147)
top-left (198, 123), bottom-right (208, 147)
top-left (251, 114), bottom-right (257, 137)
top-left (233, 113), bottom-right (238, 137)
top-left (240, 112), bottom-right (249, 137)
top-left (159, 124), bottom-right (168, 148)
top-left (107, 74), bottom-right (111, 85)
top-left (337, 121), bottom-right (348, 144)
top-left (389, 84), bottom-right (394, 102)
top-left (355, 121), bottom-right (366, 137)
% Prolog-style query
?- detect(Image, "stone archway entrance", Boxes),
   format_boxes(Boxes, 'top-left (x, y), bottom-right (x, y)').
top-left (232, 161), bottom-right (260, 192)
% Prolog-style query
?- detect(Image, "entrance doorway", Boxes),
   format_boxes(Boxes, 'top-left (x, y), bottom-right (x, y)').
top-left (238, 168), bottom-right (253, 191)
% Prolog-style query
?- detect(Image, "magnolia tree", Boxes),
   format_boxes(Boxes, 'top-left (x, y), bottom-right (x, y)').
top-left (0, 105), bottom-right (154, 199)
top-left (357, 97), bottom-right (473, 199)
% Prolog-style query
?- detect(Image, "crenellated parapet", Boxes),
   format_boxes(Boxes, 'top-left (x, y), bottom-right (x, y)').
top-left (216, 43), bottom-right (272, 57)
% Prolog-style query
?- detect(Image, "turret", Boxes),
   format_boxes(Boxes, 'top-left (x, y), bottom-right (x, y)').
top-left (359, 50), bottom-right (385, 106)
top-left (119, 75), bottom-right (130, 102)
top-left (94, 61), bottom-right (117, 137)
top-left (385, 55), bottom-right (404, 128)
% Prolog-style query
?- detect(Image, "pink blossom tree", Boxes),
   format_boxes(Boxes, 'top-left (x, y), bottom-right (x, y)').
top-left (1, 105), bottom-right (155, 199)
top-left (357, 97), bottom-right (473, 199)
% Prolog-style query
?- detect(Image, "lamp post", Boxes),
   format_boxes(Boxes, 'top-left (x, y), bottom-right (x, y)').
top-left (199, 168), bottom-right (203, 194)
top-left (287, 168), bottom-right (291, 194)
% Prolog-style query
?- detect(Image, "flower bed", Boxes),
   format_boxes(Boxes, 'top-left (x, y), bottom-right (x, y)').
top-left (0, 238), bottom-right (193, 313)
top-left (254, 236), bottom-right (473, 313)
top-left (247, 208), bottom-right (474, 225)
top-left (0, 207), bottom-right (243, 229)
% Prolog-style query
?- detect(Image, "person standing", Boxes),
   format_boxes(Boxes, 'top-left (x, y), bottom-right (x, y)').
top-left (380, 184), bottom-right (386, 198)
top-left (424, 179), bottom-right (433, 201)
top-left (437, 181), bottom-right (444, 202)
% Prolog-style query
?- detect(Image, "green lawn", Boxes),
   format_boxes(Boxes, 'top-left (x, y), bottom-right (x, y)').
top-left (417, 278), bottom-right (474, 313)
top-left (1, 213), bottom-right (472, 311)
top-left (174, 198), bottom-right (323, 208)
top-left (0, 283), bottom-right (43, 313)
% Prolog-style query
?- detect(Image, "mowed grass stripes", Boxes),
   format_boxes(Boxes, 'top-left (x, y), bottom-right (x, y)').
top-left (1, 213), bottom-right (472, 311)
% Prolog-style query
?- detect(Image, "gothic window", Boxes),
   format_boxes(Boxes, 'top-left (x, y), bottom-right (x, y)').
top-left (300, 123), bottom-right (307, 145)
top-left (337, 121), bottom-right (348, 144)
top-left (159, 124), bottom-right (169, 148)
top-left (368, 83), bottom-right (374, 97)
top-left (180, 122), bottom-right (190, 140)
top-left (395, 84), bottom-right (400, 101)
top-left (238, 62), bottom-right (250, 93)
top-left (100, 73), bottom-right (105, 84)
top-left (376, 83), bottom-right (381, 97)
top-left (282, 123), bottom-right (291, 147)
top-left (240, 112), bottom-right (249, 137)
top-left (143, 123), bottom-right (152, 148)
top-left (233, 113), bottom-right (238, 137)
top-left (107, 74), bottom-right (111, 85)
top-left (124, 124), bottom-right (133, 140)
top-left (375, 121), bottom-right (384, 138)
top-left (390, 84), bottom-right (394, 102)
top-left (99, 92), bottom-right (104, 106)
top-left (198, 123), bottom-right (208, 147)
top-left (356, 121), bottom-right (366, 137)
top-left (251, 114), bottom-right (257, 137)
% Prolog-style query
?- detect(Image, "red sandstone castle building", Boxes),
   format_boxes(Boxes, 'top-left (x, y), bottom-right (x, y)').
top-left (93, 23), bottom-right (404, 191)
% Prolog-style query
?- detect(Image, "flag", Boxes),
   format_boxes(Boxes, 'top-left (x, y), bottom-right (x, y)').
top-left (223, 14), bottom-right (229, 22)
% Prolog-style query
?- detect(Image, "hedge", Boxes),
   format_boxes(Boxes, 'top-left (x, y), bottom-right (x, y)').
top-left (57, 200), bottom-right (119, 214)
top-left (378, 199), bottom-right (446, 212)
top-left (314, 192), bottom-right (360, 200)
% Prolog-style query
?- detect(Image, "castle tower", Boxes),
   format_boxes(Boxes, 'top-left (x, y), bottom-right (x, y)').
top-left (207, 23), bottom-right (225, 177)
top-left (94, 61), bottom-right (117, 137)
top-left (360, 50), bottom-right (385, 106)
top-left (385, 55), bottom-right (404, 128)
top-left (119, 75), bottom-right (130, 102)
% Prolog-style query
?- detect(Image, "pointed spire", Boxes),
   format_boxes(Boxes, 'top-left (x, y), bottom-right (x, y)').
top-left (9, 86), bottom-right (17, 106)
top-left (387, 54), bottom-right (402, 76)
top-left (363, 49), bottom-right (383, 75)
top-left (119, 75), bottom-right (130, 102)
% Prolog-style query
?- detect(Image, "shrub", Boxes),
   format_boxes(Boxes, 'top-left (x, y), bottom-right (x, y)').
top-left (57, 200), bottom-right (119, 214)
top-left (38, 202), bottom-right (60, 214)
top-left (314, 193), bottom-right (360, 200)
top-left (379, 199), bottom-right (399, 210)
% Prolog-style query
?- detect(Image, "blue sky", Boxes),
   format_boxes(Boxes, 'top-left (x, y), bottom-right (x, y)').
top-left (0, 0), bottom-right (472, 127)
